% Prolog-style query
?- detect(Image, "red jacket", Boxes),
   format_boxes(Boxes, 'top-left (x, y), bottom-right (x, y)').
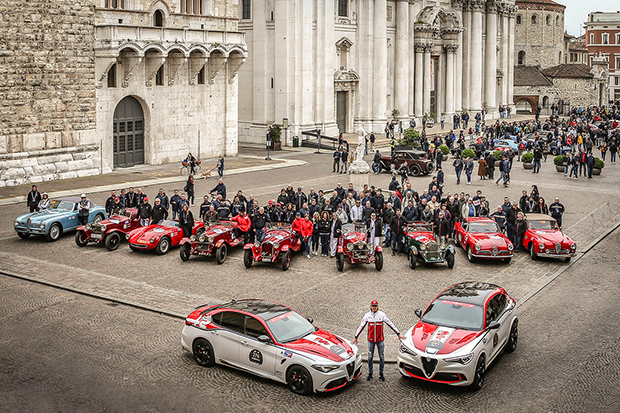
top-left (355, 310), bottom-right (400, 343)
top-left (299, 219), bottom-right (314, 238)
top-left (232, 214), bottom-right (251, 232)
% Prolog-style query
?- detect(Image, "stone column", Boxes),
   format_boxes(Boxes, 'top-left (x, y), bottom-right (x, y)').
top-left (470, 0), bottom-right (484, 112)
top-left (358, 0), bottom-right (374, 122)
top-left (394, 0), bottom-right (409, 118)
top-left (456, 29), bottom-right (463, 112)
top-left (501, 9), bottom-right (509, 106)
top-left (414, 44), bottom-right (424, 118)
top-left (445, 45), bottom-right (458, 116)
top-left (461, 2), bottom-right (471, 111)
top-left (485, 1), bottom-right (498, 115)
top-left (373, 0), bottom-right (387, 124)
top-left (508, 6), bottom-right (516, 109)
top-left (423, 45), bottom-right (432, 116)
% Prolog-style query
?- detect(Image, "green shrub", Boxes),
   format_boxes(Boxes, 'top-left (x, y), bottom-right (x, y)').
top-left (438, 145), bottom-right (450, 155)
top-left (461, 148), bottom-right (476, 159)
top-left (553, 155), bottom-right (564, 166)
top-left (493, 150), bottom-right (502, 160)
top-left (521, 152), bottom-right (534, 163)
top-left (268, 124), bottom-right (281, 142)
top-left (594, 157), bottom-right (605, 169)
top-left (399, 128), bottom-right (420, 146)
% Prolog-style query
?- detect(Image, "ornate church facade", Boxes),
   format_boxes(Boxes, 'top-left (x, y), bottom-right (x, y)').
top-left (237, 0), bottom-right (517, 143)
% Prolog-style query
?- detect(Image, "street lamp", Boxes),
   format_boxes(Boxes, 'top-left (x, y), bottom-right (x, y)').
top-left (283, 117), bottom-right (289, 147)
top-left (265, 131), bottom-right (271, 161)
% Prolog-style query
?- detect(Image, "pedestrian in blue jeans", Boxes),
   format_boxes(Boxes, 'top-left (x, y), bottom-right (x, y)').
top-left (353, 300), bottom-right (405, 381)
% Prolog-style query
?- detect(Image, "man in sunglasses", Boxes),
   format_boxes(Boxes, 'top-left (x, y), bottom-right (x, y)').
top-left (353, 300), bottom-right (405, 381)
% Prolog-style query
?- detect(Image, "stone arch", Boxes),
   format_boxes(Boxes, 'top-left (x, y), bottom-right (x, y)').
top-left (518, 50), bottom-right (526, 65)
top-left (516, 14), bottom-right (522, 25)
top-left (513, 95), bottom-right (539, 114)
top-left (148, 0), bottom-right (171, 17)
top-left (531, 14), bottom-right (537, 25)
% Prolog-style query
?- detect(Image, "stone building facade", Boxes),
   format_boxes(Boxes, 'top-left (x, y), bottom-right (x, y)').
top-left (0, 0), bottom-right (246, 187)
top-left (585, 11), bottom-right (620, 102)
top-left (564, 33), bottom-right (588, 65)
top-left (237, 0), bottom-right (517, 144)
top-left (514, 0), bottom-right (565, 68)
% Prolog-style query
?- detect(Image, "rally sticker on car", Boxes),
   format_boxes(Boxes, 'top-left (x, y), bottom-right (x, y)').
top-left (109, 219), bottom-right (120, 224)
top-left (212, 228), bottom-right (224, 234)
top-left (425, 326), bottom-right (456, 355)
top-left (153, 228), bottom-right (165, 233)
top-left (249, 349), bottom-right (263, 365)
top-left (307, 334), bottom-right (351, 360)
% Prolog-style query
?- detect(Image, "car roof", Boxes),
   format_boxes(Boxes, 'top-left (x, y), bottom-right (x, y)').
top-left (525, 213), bottom-right (555, 221)
top-left (209, 299), bottom-right (291, 320)
top-left (437, 282), bottom-right (503, 306)
top-left (57, 197), bottom-right (81, 203)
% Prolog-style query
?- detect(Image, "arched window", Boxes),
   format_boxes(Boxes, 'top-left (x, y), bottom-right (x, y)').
top-left (153, 10), bottom-right (164, 27)
top-left (531, 14), bottom-right (537, 25)
top-left (518, 50), bottom-right (526, 66)
top-left (556, 15), bottom-right (559, 26)
top-left (542, 96), bottom-right (549, 108)
top-left (516, 15), bottom-right (522, 25)
top-left (546, 15), bottom-right (551, 26)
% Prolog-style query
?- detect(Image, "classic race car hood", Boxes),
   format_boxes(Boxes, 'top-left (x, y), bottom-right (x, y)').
top-left (412, 322), bottom-right (483, 355)
top-left (343, 231), bottom-right (367, 243)
top-left (284, 328), bottom-right (355, 363)
top-left (205, 225), bottom-right (234, 237)
top-left (529, 229), bottom-right (568, 244)
top-left (264, 230), bottom-right (292, 243)
top-left (101, 215), bottom-right (130, 226)
top-left (131, 225), bottom-right (179, 241)
top-left (18, 209), bottom-right (70, 224)
top-left (407, 231), bottom-right (435, 243)
top-left (469, 232), bottom-right (509, 247)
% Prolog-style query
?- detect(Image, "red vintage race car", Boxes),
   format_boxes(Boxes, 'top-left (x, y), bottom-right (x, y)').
top-left (243, 223), bottom-right (302, 271)
top-left (336, 223), bottom-right (383, 271)
top-left (75, 208), bottom-right (141, 251)
top-left (127, 219), bottom-right (205, 255)
top-left (522, 213), bottom-right (576, 262)
top-left (179, 221), bottom-right (242, 264)
top-left (455, 217), bottom-right (513, 263)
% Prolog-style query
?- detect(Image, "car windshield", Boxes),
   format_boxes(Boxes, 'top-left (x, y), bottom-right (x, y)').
top-left (468, 222), bottom-right (500, 233)
top-left (48, 200), bottom-right (75, 211)
top-left (160, 220), bottom-right (179, 228)
top-left (265, 311), bottom-right (315, 343)
top-left (421, 299), bottom-right (484, 331)
top-left (529, 219), bottom-right (558, 230)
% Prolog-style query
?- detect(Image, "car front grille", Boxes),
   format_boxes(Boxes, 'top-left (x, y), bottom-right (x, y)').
top-left (346, 361), bottom-right (354, 378)
top-left (261, 243), bottom-right (273, 257)
top-left (91, 224), bottom-right (103, 235)
top-left (401, 363), bottom-right (464, 383)
top-left (426, 242), bottom-right (438, 252)
top-left (325, 377), bottom-right (347, 390)
top-left (421, 357), bottom-right (438, 377)
top-left (27, 218), bottom-right (32, 229)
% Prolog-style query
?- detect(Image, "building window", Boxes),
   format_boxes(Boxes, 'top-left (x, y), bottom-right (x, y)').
top-left (531, 14), bottom-right (537, 25)
top-left (602, 33), bottom-right (609, 44)
top-left (242, 0), bottom-right (251, 19)
top-left (590, 33), bottom-right (594, 45)
top-left (616, 33), bottom-right (620, 44)
top-left (546, 15), bottom-right (551, 26)
top-left (616, 57), bottom-right (620, 70)
top-left (542, 96), bottom-right (549, 108)
top-left (518, 50), bottom-right (526, 66)
top-left (556, 15), bottom-right (559, 26)
top-left (181, 0), bottom-right (202, 14)
top-left (107, 64), bottom-right (116, 88)
top-left (338, 0), bottom-right (347, 17)
top-left (516, 15), bottom-right (522, 25)
top-left (153, 10), bottom-right (164, 27)
top-left (105, 0), bottom-right (124, 8)
top-left (155, 66), bottom-right (164, 86)
top-left (559, 51), bottom-right (562, 64)
top-left (615, 76), bottom-right (619, 86)
top-left (197, 67), bottom-right (205, 84)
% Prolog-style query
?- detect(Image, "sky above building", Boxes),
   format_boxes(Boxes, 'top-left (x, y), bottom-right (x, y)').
top-left (564, 1), bottom-right (620, 36)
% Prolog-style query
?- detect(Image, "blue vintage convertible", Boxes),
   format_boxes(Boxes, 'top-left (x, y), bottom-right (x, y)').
top-left (14, 197), bottom-right (107, 242)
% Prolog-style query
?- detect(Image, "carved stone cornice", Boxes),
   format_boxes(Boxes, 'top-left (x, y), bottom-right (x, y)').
top-left (470, 0), bottom-right (486, 13)
top-left (414, 43), bottom-right (427, 53)
top-left (444, 44), bottom-right (459, 54)
top-left (507, 4), bottom-right (518, 17)
top-left (486, 0), bottom-right (498, 14)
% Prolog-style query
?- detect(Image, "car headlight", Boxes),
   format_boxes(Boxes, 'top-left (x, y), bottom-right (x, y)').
top-left (347, 243), bottom-right (353, 251)
top-left (444, 352), bottom-right (474, 365)
top-left (190, 235), bottom-right (196, 242)
top-left (149, 237), bottom-right (155, 244)
top-left (439, 243), bottom-right (446, 250)
top-left (254, 241), bottom-right (260, 247)
top-left (399, 342), bottom-right (417, 357)
top-left (475, 243), bottom-right (481, 252)
top-left (126, 234), bottom-right (130, 240)
top-left (207, 236), bottom-right (214, 243)
top-left (14, 219), bottom-right (20, 226)
top-left (508, 243), bottom-right (514, 251)
top-left (539, 243), bottom-right (545, 251)
top-left (419, 243), bottom-right (426, 251)
top-left (85, 223), bottom-right (91, 230)
top-left (198, 234), bottom-right (206, 242)
top-left (570, 243), bottom-right (576, 250)
top-left (101, 224), bottom-right (107, 232)
top-left (40, 222), bottom-right (46, 229)
top-left (273, 242), bottom-right (280, 249)
top-left (368, 244), bottom-right (374, 253)
top-left (311, 364), bottom-right (340, 373)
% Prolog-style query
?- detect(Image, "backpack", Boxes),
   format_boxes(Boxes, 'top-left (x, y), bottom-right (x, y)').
top-left (519, 142), bottom-right (525, 150)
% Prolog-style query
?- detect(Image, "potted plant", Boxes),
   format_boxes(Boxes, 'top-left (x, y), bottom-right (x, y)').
top-left (391, 109), bottom-right (400, 120)
top-left (398, 128), bottom-right (420, 146)
top-left (553, 155), bottom-right (565, 173)
top-left (268, 124), bottom-right (282, 150)
top-left (593, 157), bottom-right (604, 175)
top-left (461, 148), bottom-right (476, 159)
top-left (521, 152), bottom-right (534, 169)
top-left (493, 150), bottom-right (502, 167)
top-left (438, 145), bottom-right (450, 157)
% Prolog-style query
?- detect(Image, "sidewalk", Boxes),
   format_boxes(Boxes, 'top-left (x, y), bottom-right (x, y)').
top-left (0, 154), bottom-right (304, 206)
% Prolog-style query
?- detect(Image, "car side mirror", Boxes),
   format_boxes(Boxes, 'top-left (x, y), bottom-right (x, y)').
top-left (257, 335), bottom-right (271, 343)
top-left (414, 309), bottom-right (422, 318)
top-left (487, 321), bottom-right (501, 330)
top-left (306, 316), bottom-right (314, 324)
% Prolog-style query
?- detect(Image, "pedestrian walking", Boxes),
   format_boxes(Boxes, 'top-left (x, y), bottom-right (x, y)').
top-left (333, 149), bottom-right (341, 173)
top-left (453, 156), bottom-right (463, 185)
top-left (184, 175), bottom-right (195, 206)
top-left (217, 155), bottom-right (225, 178)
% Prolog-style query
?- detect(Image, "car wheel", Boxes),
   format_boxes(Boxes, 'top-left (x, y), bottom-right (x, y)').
top-left (75, 230), bottom-right (88, 247)
top-left (504, 257), bottom-right (512, 264)
top-left (180, 243), bottom-right (191, 262)
top-left (410, 165), bottom-right (422, 177)
top-left (506, 320), bottom-right (518, 353)
top-left (215, 243), bottom-right (228, 265)
top-left (192, 338), bottom-right (215, 367)
top-left (287, 365), bottom-right (313, 396)
top-left (281, 250), bottom-right (291, 271)
top-left (375, 251), bottom-right (383, 271)
top-left (155, 236), bottom-right (171, 255)
top-left (243, 249), bottom-right (253, 268)
top-left (470, 356), bottom-right (485, 391)
top-left (529, 243), bottom-right (538, 260)
top-left (408, 250), bottom-right (417, 269)
top-left (552, 148), bottom-right (558, 156)
top-left (105, 232), bottom-right (121, 251)
top-left (93, 213), bottom-right (105, 223)
top-left (446, 251), bottom-right (455, 269)
top-left (336, 253), bottom-right (344, 272)
top-left (17, 232), bottom-right (30, 240)
top-left (46, 223), bottom-right (62, 242)
top-left (467, 246), bottom-right (475, 263)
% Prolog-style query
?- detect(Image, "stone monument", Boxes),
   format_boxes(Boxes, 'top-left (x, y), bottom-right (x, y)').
top-left (348, 123), bottom-right (370, 189)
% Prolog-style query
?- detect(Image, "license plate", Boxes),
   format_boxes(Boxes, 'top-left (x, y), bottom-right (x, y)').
top-left (138, 239), bottom-right (148, 244)
top-left (91, 234), bottom-right (102, 240)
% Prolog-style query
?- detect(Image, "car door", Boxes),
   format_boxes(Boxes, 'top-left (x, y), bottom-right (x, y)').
top-left (485, 294), bottom-right (510, 363)
top-left (66, 203), bottom-right (80, 231)
top-left (236, 315), bottom-right (278, 379)
top-left (455, 222), bottom-right (467, 248)
top-left (209, 311), bottom-right (243, 367)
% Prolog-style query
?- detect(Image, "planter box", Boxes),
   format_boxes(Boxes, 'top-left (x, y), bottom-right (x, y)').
top-left (523, 162), bottom-right (534, 170)
top-left (495, 160), bottom-right (501, 167)
top-left (555, 165), bottom-right (565, 172)
top-left (267, 141), bottom-right (282, 150)
top-left (592, 168), bottom-right (602, 175)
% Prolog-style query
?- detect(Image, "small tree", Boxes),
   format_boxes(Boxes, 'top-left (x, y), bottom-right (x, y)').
top-left (391, 109), bottom-right (400, 119)
top-left (438, 145), bottom-right (450, 155)
top-left (461, 148), bottom-right (476, 159)
top-left (521, 152), bottom-right (534, 163)
top-left (493, 150), bottom-right (502, 160)
top-left (399, 128), bottom-right (420, 146)
top-left (553, 155), bottom-right (564, 166)
top-left (268, 124), bottom-right (281, 142)
top-left (594, 157), bottom-right (605, 169)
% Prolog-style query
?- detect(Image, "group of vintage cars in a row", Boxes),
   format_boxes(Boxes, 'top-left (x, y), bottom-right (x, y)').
top-left (14, 197), bottom-right (577, 270)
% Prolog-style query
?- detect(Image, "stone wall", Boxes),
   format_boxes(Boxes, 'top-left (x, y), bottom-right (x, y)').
top-left (514, 7), bottom-right (565, 68)
top-left (514, 77), bottom-right (598, 112)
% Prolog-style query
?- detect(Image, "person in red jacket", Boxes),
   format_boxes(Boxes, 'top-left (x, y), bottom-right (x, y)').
top-left (231, 207), bottom-right (251, 244)
top-left (299, 213), bottom-right (314, 258)
top-left (353, 300), bottom-right (405, 381)
top-left (292, 213), bottom-right (312, 258)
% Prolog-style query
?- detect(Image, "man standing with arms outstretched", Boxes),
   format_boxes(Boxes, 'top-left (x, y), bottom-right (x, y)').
top-left (353, 300), bottom-right (405, 381)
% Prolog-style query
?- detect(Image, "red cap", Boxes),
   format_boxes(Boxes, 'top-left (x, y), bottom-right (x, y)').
top-left (114, 197), bottom-right (120, 201)
top-left (370, 300), bottom-right (378, 306)
top-left (143, 197), bottom-right (148, 201)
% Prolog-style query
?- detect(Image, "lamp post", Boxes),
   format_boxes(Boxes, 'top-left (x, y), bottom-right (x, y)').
top-left (315, 128), bottom-right (321, 154)
top-left (265, 131), bottom-right (271, 161)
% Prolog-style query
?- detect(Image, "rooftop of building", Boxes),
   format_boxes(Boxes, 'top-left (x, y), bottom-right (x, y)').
top-left (587, 11), bottom-right (620, 22)
top-left (514, 66), bottom-right (553, 86)
top-left (515, 0), bottom-right (566, 10)
top-left (541, 64), bottom-right (594, 79)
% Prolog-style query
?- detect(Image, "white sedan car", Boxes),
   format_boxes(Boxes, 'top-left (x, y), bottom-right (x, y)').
top-left (182, 299), bottom-right (362, 395)
top-left (397, 282), bottom-right (518, 390)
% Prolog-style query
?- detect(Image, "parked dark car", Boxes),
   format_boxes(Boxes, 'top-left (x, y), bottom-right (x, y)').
top-left (379, 147), bottom-right (434, 176)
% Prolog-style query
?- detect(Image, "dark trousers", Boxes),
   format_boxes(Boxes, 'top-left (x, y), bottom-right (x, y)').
top-left (320, 234), bottom-right (330, 255)
top-left (391, 232), bottom-right (403, 253)
top-left (506, 223), bottom-right (515, 241)
top-left (333, 159), bottom-right (340, 172)
top-left (181, 225), bottom-right (192, 238)
top-left (234, 228), bottom-right (249, 244)
top-left (311, 234), bottom-right (319, 252)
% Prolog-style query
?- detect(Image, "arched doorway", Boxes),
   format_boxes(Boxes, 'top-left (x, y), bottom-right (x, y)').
top-left (113, 96), bottom-right (145, 167)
